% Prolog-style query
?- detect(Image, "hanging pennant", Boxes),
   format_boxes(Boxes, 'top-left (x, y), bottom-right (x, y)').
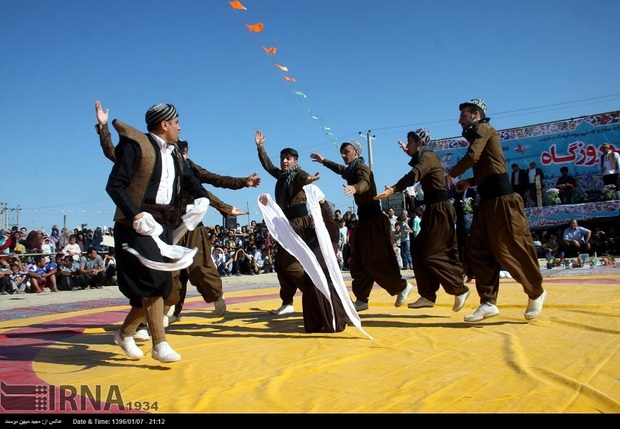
top-left (229, 1), bottom-right (246, 10)
top-left (246, 22), bottom-right (264, 32)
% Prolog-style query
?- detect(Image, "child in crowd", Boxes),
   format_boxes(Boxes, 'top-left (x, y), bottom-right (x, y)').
top-left (543, 235), bottom-right (564, 267)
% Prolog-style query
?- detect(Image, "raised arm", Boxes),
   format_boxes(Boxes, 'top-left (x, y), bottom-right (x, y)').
top-left (94, 100), bottom-right (116, 162)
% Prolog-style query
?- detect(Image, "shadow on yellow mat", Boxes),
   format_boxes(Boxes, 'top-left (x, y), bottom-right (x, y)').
top-left (3, 275), bottom-right (620, 413)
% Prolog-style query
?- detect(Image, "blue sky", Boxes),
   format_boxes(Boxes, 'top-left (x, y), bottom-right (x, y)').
top-left (2, 0), bottom-right (619, 232)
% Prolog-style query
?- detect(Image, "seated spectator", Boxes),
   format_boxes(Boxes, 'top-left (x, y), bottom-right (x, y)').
top-left (58, 227), bottom-right (72, 250)
top-left (542, 235), bottom-right (564, 265)
top-left (9, 231), bottom-right (26, 255)
top-left (75, 231), bottom-right (87, 253)
top-left (531, 232), bottom-right (545, 258)
top-left (223, 246), bottom-right (234, 275)
top-left (0, 229), bottom-right (12, 260)
top-left (261, 245), bottom-right (275, 273)
top-left (249, 245), bottom-right (264, 274)
top-left (62, 234), bottom-right (82, 262)
top-left (27, 254), bottom-right (59, 293)
top-left (211, 246), bottom-right (229, 277)
top-left (562, 219), bottom-right (591, 258)
top-left (78, 246), bottom-right (105, 289)
top-left (26, 230), bottom-right (44, 253)
top-left (53, 253), bottom-right (66, 287)
top-left (19, 227), bottom-right (28, 247)
top-left (231, 248), bottom-right (254, 276)
top-left (0, 259), bottom-right (11, 294)
top-left (8, 262), bottom-right (28, 294)
top-left (91, 227), bottom-right (104, 251)
top-left (41, 234), bottom-right (56, 256)
top-left (556, 166), bottom-right (577, 204)
top-left (103, 247), bottom-right (117, 285)
top-left (590, 228), bottom-right (610, 256)
top-left (50, 225), bottom-right (61, 252)
top-left (263, 229), bottom-right (275, 249)
top-left (59, 256), bottom-right (82, 291)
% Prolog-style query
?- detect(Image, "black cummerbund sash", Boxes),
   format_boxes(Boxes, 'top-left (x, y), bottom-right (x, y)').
top-left (477, 173), bottom-right (513, 201)
top-left (283, 203), bottom-right (309, 220)
top-left (424, 190), bottom-right (449, 205)
top-left (357, 202), bottom-right (383, 221)
top-left (143, 203), bottom-right (177, 225)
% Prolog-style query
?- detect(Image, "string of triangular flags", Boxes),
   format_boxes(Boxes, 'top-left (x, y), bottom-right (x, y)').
top-left (228, 0), bottom-right (339, 147)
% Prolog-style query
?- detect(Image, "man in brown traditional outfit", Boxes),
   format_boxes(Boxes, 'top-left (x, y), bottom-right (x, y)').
top-left (448, 99), bottom-right (546, 322)
top-left (375, 128), bottom-right (470, 311)
top-left (310, 141), bottom-right (413, 312)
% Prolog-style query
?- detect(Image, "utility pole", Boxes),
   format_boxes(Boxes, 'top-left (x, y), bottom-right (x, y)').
top-left (359, 130), bottom-right (375, 172)
top-left (0, 202), bottom-right (6, 229)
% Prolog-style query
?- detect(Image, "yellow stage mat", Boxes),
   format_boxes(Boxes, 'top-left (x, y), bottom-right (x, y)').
top-left (2, 276), bottom-right (619, 414)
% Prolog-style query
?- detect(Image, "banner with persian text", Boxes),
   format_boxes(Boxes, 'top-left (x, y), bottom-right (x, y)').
top-left (430, 110), bottom-right (620, 203)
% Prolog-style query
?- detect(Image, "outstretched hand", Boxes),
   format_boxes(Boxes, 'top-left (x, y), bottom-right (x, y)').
top-left (310, 152), bottom-right (324, 164)
top-left (398, 140), bottom-right (407, 153)
top-left (246, 172), bottom-right (261, 188)
top-left (374, 185), bottom-right (395, 201)
top-left (95, 100), bottom-right (108, 125)
top-left (306, 172), bottom-right (320, 183)
top-left (230, 207), bottom-right (248, 216)
top-left (343, 184), bottom-right (356, 197)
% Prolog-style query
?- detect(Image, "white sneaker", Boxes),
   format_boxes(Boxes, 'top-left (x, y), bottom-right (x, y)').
top-left (395, 283), bottom-right (414, 307)
top-left (452, 290), bottom-right (471, 312)
top-left (408, 296), bottom-right (435, 309)
top-left (132, 328), bottom-right (150, 342)
top-left (213, 297), bottom-right (227, 317)
top-left (152, 341), bottom-right (181, 363)
top-left (464, 302), bottom-right (500, 322)
top-left (270, 304), bottom-right (295, 315)
top-left (167, 314), bottom-right (180, 325)
top-left (113, 330), bottom-right (144, 360)
top-left (354, 300), bottom-right (369, 312)
top-left (524, 290), bottom-right (547, 320)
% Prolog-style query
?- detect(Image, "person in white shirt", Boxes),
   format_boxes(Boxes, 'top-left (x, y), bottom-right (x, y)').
top-left (62, 234), bottom-right (82, 262)
top-left (250, 245), bottom-right (264, 274)
top-left (600, 143), bottom-right (620, 199)
top-left (211, 246), bottom-right (229, 277)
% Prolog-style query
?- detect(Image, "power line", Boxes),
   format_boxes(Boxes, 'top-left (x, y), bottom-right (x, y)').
top-left (367, 93), bottom-right (620, 137)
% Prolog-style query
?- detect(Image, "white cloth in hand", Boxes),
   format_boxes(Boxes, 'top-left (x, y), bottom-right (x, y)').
top-left (133, 212), bottom-right (163, 237)
top-left (172, 197), bottom-right (211, 244)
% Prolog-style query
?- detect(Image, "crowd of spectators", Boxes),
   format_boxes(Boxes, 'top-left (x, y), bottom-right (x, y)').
top-left (0, 220), bottom-right (283, 295)
top-left (1, 213), bottom-right (619, 296)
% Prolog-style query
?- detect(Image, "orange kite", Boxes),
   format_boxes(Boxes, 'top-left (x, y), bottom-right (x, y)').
top-left (229, 1), bottom-right (247, 11)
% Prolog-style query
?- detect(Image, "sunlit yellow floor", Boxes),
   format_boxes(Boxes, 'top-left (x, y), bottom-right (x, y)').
top-left (2, 275), bottom-right (619, 414)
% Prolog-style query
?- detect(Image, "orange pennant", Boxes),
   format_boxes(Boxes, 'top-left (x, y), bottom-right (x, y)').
top-left (246, 22), bottom-right (264, 32)
top-left (284, 76), bottom-right (296, 82)
top-left (274, 63), bottom-right (289, 72)
top-left (262, 46), bottom-right (276, 55)
top-left (228, 1), bottom-right (246, 10)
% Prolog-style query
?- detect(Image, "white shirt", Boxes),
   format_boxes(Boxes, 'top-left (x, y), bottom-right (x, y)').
top-left (602, 151), bottom-right (620, 175)
top-left (151, 133), bottom-right (176, 205)
top-left (252, 250), bottom-right (264, 268)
